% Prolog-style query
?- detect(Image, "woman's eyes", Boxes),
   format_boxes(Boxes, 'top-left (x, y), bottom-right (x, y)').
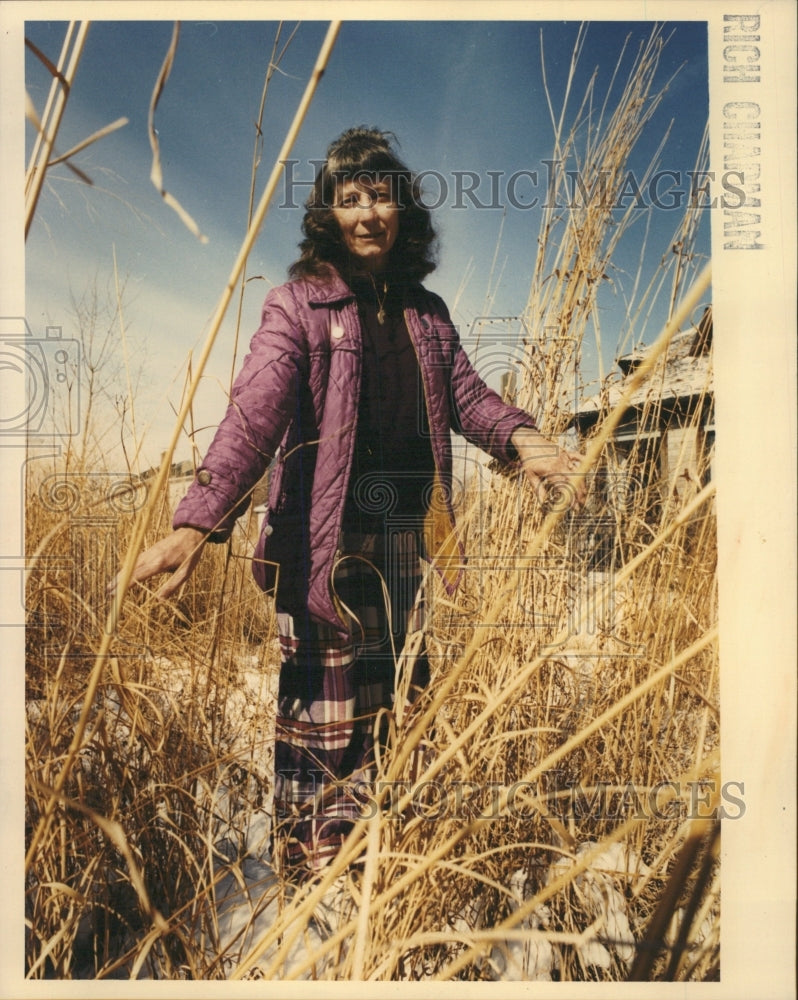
top-left (339, 191), bottom-right (392, 208)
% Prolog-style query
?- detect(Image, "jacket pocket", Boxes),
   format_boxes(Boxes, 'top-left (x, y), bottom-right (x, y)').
top-left (251, 514), bottom-right (277, 591)
top-left (251, 510), bottom-right (307, 609)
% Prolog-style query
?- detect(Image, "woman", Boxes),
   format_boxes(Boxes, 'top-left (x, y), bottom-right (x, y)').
top-left (127, 128), bottom-right (585, 879)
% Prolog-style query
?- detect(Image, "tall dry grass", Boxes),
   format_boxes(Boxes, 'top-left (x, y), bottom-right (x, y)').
top-left (24, 23), bottom-right (718, 982)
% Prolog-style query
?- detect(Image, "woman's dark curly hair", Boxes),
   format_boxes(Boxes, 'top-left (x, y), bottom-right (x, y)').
top-left (288, 127), bottom-right (438, 283)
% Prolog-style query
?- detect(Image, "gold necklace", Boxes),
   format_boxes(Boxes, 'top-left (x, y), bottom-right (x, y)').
top-left (369, 274), bottom-right (389, 325)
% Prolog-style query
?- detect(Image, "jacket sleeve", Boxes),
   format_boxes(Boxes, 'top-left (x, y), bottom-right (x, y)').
top-left (430, 294), bottom-right (537, 465)
top-left (173, 284), bottom-right (308, 540)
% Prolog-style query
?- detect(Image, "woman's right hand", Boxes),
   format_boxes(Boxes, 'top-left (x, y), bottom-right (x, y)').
top-left (113, 526), bottom-right (207, 600)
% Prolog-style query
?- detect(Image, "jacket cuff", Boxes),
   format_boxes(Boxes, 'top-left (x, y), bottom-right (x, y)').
top-left (172, 469), bottom-right (250, 541)
top-left (494, 415), bottom-right (538, 465)
top-left (171, 520), bottom-right (229, 544)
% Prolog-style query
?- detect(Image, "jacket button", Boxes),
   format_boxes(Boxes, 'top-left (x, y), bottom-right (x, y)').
top-left (197, 470), bottom-right (212, 486)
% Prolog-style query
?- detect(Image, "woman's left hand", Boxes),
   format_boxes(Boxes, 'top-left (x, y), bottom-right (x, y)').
top-left (511, 427), bottom-right (588, 511)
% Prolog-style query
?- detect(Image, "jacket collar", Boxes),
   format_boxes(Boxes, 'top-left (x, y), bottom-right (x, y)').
top-left (302, 267), bottom-right (422, 308)
top-left (303, 269), bottom-right (356, 307)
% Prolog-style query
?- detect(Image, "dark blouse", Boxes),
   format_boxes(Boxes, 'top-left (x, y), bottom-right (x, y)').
top-left (342, 275), bottom-right (436, 531)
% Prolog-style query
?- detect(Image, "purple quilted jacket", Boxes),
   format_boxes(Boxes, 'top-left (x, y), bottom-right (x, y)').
top-left (173, 270), bottom-right (536, 629)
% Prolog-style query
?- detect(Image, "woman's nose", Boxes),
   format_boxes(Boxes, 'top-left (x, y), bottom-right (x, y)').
top-left (356, 200), bottom-right (380, 225)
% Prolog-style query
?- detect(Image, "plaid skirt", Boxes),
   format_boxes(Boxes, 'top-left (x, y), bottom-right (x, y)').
top-left (271, 528), bottom-right (428, 875)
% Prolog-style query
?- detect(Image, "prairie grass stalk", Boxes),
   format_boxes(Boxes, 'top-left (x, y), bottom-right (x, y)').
top-left (25, 23), bottom-right (128, 238)
top-left (147, 23), bottom-right (208, 244)
top-left (25, 22), bottom-right (90, 236)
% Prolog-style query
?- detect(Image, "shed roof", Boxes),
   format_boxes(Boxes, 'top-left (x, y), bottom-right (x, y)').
top-left (573, 307), bottom-right (713, 423)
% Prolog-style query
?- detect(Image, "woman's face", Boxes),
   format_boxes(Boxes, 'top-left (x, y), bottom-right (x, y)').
top-left (332, 175), bottom-right (400, 273)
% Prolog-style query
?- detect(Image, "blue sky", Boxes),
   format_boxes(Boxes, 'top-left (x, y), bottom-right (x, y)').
top-left (23, 17), bottom-right (710, 465)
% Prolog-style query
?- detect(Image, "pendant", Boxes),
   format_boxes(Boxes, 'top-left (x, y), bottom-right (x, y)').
top-left (371, 276), bottom-right (388, 325)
